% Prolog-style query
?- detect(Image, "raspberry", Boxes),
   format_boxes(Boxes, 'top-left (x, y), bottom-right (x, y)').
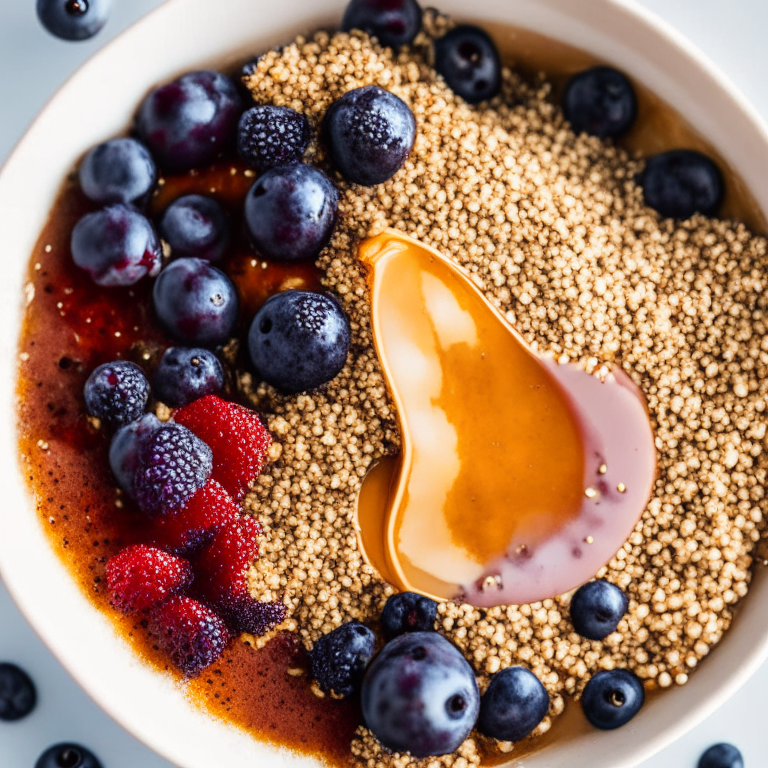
top-left (84, 360), bottom-right (150, 427)
top-left (106, 545), bottom-right (192, 614)
top-left (150, 596), bottom-right (230, 677)
top-left (174, 395), bottom-right (272, 500)
top-left (237, 105), bottom-right (312, 172)
top-left (135, 422), bottom-right (213, 517)
top-left (222, 596), bottom-right (287, 636)
top-left (150, 479), bottom-right (239, 555)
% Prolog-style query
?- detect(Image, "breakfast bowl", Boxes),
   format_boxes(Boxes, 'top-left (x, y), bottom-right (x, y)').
top-left (2, 1), bottom-right (768, 767)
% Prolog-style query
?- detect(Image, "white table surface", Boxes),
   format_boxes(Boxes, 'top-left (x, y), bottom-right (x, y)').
top-left (1, 1), bottom-right (766, 765)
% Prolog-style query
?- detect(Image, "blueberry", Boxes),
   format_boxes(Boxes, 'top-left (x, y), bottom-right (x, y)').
top-left (153, 347), bottom-right (224, 408)
top-left (0, 663), bottom-right (36, 721)
top-left (84, 360), bottom-right (150, 427)
top-left (159, 195), bottom-right (231, 262)
top-left (153, 258), bottom-right (239, 347)
top-left (79, 138), bottom-right (157, 207)
top-left (563, 66), bottom-right (637, 139)
top-left (237, 105), bottom-right (312, 172)
top-left (698, 743), bottom-right (744, 768)
top-left (323, 86), bottom-right (416, 186)
top-left (248, 291), bottom-right (351, 394)
top-left (109, 413), bottom-right (162, 498)
top-left (477, 667), bottom-right (549, 742)
top-left (35, 744), bottom-right (102, 768)
top-left (570, 580), bottom-right (628, 641)
top-left (36, 0), bottom-right (112, 41)
top-left (581, 669), bottom-right (644, 730)
top-left (434, 25), bottom-right (502, 105)
top-left (134, 422), bottom-right (213, 517)
top-left (381, 592), bottom-right (438, 641)
top-left (136, 71), bottom-right (243, 172)
top-left (71, 204), bottom-right (162, 287)
top-left (639, 150), bottom-right (724, 219)
top-left (244, 164), bottom-right (338, 262)
top-left (362, 632), bottom-right (479, 757)
top-left (310, 622), bottom-right (376, 698)
top-left (342, 0), bottom-right (423, 49)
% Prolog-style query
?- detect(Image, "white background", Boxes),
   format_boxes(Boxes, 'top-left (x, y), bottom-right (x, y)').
top-left (0, 1), bottom-right (766, 766)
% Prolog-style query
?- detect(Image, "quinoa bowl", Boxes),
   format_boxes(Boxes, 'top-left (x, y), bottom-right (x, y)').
top-left (3, 1), bottom-right (768, 768)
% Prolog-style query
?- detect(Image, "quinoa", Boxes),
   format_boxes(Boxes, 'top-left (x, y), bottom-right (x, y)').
top-left (239, 14), bottom-right (768, 764)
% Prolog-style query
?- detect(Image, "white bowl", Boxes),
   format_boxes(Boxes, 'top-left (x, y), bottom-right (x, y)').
top-left (2, 1), bottom-right (768, 767)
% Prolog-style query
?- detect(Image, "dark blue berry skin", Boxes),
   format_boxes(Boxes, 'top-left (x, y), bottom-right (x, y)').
top-left (35, 744), bottom-right (102, 768)
top-left (71, 204), bottom-right (162, 287)
top-left (381, 592), bottom-right (438, 641)
top-left (434, 26), bottom-right (502, 105)
top-left (639, 150), bottom-right (724, 219)
top-left (570, 580), bottom-right (628, 641)
top-left (0, 663), bottom-right (37, 722)
top-left (477, 667), bottom-right (549, 742)
top-left (244, 164), bottom-right (338, 262)
top-left (134, 422), bottom-right (213, 517)
top-left (698, 743), bottom-right (744, 768)
top-left (79, 138), bottom-right (157, 207)
top-left (563, 66), bottom-right (637, 139)
top-left (362, 632), bottom-right (480, 758)
top-left (84, 361), bottom-right (150, 427)
top-left (310, 622), bottom-right (376, 698)
top-left (342, 0), bottom-right (423, 49)
top-left (237, 105), bottom-right (312, 173)
top-left (324, 86), bottom-right (416, 186)
top-left (109, 413), bottom-right (162, 498)
top-left (153, 258), bottom-right (239, 347)
top-left (581, 669), bottom-right (645, 730)
top-left (159, 195), bottom-right (231, 263)
top-left (153, 347), bottom-right (224, 408)
top-left (248, 291), bottom-right (351, 395)
top-left (36, 0), bottom-right (112, 41)
top-left (136, 71), bottom-right (243, 173)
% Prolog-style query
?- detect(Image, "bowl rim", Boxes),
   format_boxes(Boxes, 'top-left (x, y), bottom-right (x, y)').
top-left (2, 1), bottom-right (768, 767)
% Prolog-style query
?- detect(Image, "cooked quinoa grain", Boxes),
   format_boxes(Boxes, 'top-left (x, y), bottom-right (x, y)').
top-left (239, 16), bottom-right (768, 763)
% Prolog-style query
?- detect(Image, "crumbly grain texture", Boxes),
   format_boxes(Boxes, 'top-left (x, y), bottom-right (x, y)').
top-left (240, 15), bottom-right (768, 764)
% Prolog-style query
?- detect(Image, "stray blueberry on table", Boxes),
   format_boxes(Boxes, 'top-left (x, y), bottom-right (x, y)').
top-left (159, 195), bottom-right (231, 263)
top-left (153, 257), bottom-right (239, 347)
top-left (237, 105), bottom-right (312, 172)
top-left (323, 85), bottom-right (416, 186)
top-left (342, 0), bottom-right (423, 49)
top-left (35, 743), bottom-right (103, 768)
top-left (0, 663), bottom-right (37, 721)
top-left (248, 291), bottom-right (351, 395)
top-left (569, 579), bottom-right (628, 641)
top-left (136, 70), bottom-right (243, 172)
top-left (381, 592), bottom-right (438, 640)
top-left (84, 360), bottom-right (150, 427)
top-left (79, 138), bottom-right (157, 207)
top-left (563, 66), bottom-right (637, 139)
top-left (433, 25), bottom-right (502, 104)
top-left (310, 622), bottom-right (376, 697)
top-left (581, 669), bottom-right (645, 730)
top-left (244, 164), bottom-right (338, 262)
top-left (153, 347), bottom-right (225, 408)
top-left (639, 149), bottom-right (724, 220)
top-left (362, 632), bottom-right (480, 757)
top-left (477, 666), bottom-right (549, 742)
top-left (36, 0), bottom-right (113, 41)
top-left (71, 204), bottom-right (162, 287)
top-left (698, 743), bottom-right (744, 768)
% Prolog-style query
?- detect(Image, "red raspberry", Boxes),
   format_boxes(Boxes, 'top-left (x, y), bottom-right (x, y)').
top-left (196, 515), bottom-right (261, 605)
top-left (106, 545), bottom-right (192, 614)
top-left (150, 596), bottom-right (230, 677)
top-left (150, 479), bottom-right (239, 555)
top-left (174, 395), bottom-right (272, 500)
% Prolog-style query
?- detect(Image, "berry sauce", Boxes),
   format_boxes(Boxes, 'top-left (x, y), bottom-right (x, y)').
top-left (15, 161), bottom-right (355, 765)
